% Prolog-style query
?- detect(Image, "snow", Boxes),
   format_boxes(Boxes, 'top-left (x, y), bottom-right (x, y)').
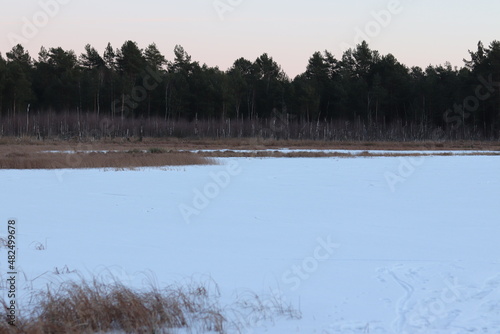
top-left (190, 149), bottom-right (500, 155)
top-left (1, 155), bottom-right (500, 333)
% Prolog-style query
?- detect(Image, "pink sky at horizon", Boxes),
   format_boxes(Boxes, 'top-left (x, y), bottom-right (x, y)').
top-left (1, 0), bottom-right (498, 78)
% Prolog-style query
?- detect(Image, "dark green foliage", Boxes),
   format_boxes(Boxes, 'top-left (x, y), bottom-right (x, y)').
top-left (1, 40), bottom-right (500, 139)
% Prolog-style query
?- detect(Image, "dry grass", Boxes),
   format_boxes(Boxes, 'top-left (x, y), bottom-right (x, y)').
top-left (1, 279), bottom-right (224, 333)
top-left (0, 277), bottom-right (300, 334)
top-left (229, 290), bottom-right (302, 329)
top-left (1, 136), bottom-right (500, 152)
top-left (0, 151), bottom-right (215, 170)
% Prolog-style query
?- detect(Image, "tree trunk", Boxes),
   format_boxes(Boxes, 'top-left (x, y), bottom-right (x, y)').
top-left (121, 93), bottom-right (125, 120)
top-left (165, 83), bottom-right (169, 121)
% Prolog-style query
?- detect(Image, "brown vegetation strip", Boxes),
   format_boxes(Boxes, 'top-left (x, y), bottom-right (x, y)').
top-left (1, 149), bottom-right (499, 170)
top-left (1, 136), bottom-right (500, 152)
top-left (0, 150), bottom-right (215, 170)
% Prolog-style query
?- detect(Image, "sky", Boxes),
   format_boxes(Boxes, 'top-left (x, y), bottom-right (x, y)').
top-left (1, 0), bottom-right (499, 78)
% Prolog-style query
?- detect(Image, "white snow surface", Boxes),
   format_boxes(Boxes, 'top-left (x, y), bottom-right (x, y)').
top-left (1, 155), bottom-right (500, 333)
top-left (189, 149), bottom-right (500, 155)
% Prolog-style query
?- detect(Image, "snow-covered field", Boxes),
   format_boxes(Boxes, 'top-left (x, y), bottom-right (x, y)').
top-left (2, 154), bottom-right (500, 333)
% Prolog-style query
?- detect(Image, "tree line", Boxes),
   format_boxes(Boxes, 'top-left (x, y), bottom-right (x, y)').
top-left (0, 40), bottom-right (499, 140)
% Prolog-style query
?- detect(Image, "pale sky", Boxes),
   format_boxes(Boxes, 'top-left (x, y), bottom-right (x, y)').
top-left (1, 0), bottom-right (499, 78)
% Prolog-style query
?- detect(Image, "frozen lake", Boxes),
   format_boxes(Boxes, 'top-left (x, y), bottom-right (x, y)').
top-left (1, 155), bottom-right (500, 333)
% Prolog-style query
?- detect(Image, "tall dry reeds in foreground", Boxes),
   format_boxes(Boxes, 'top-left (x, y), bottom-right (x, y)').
top-left (1, 277), bottom-right (301, 333)
top-left (1, 279), bottom-right (223, 333)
